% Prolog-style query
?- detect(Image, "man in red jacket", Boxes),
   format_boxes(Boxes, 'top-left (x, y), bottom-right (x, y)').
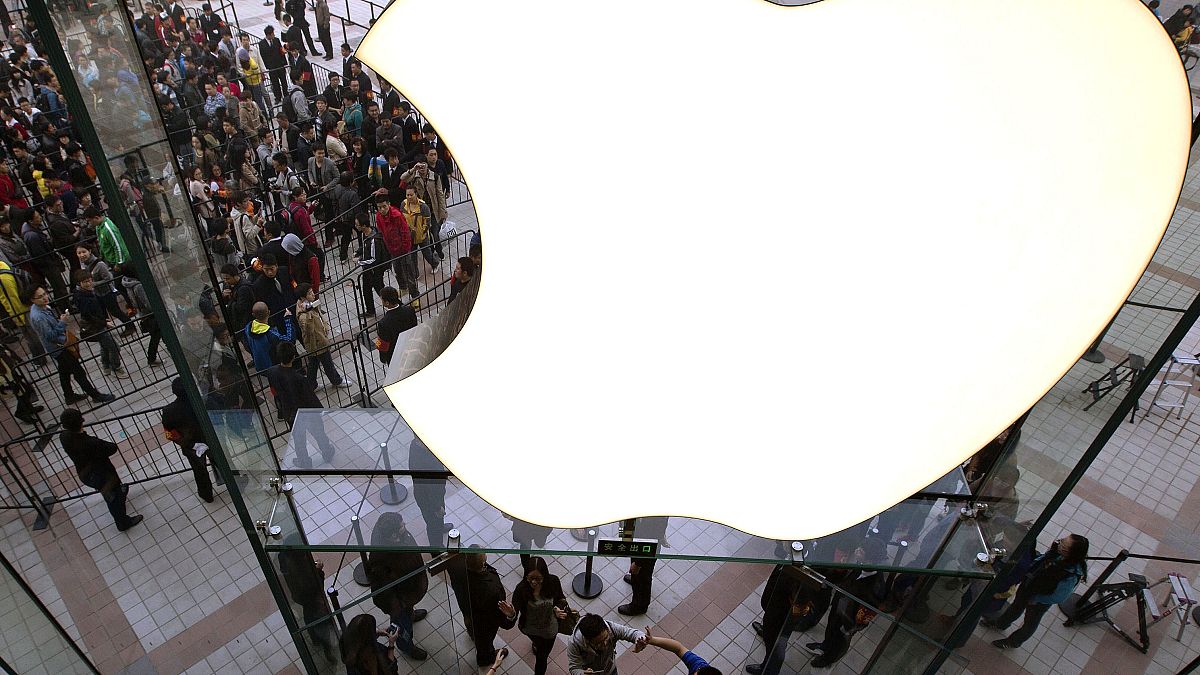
top-left (373, 192), bottom-right (419, 301)
top-left (287, 187), bottom-right (325, 278)
top-left (0, 162), bottom-right (28, 208)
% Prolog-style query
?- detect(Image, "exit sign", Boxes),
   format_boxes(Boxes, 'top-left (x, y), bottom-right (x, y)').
top-left (597, 539), bottom-right (659, 557)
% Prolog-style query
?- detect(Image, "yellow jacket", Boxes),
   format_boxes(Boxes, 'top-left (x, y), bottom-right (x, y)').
top-left (0, 260), bottom-right (29, 326)
top-left (242, 57), bottom-right (263, 86)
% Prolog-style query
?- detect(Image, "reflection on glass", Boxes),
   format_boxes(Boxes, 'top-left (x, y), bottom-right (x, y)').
top-left (0, 554), bottom-right (95, 675)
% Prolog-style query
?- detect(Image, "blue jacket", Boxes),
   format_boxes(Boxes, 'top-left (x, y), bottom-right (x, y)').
top-left (1030, 553), bottom-right (1085, 606)
top-left (244, 317), bottom-right (294, 372)
top-left (29, 304), bottom-right (66, 354)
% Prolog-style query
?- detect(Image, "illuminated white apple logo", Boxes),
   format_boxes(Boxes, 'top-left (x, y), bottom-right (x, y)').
top-left (363, 0), bottom-right (1190, 540)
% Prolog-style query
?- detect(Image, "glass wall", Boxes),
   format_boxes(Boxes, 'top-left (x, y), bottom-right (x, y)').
top-left (0, 552), bottom-right (96, 675)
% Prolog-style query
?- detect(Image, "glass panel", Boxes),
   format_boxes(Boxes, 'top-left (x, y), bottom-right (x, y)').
top-left (0, 554), bottom-right (94, 675)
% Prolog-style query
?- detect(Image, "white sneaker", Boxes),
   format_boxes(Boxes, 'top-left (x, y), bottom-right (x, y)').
top-left (113, 369), bottom-right (131, 379)
top-left (101, 367), bottom-right (112, 376)
top-left (334, 381), bottom-right (352, 389)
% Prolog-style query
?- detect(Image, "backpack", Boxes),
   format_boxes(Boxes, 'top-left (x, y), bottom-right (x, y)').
top-left (0, 264), bottom-right (34, 301)
top-left (282, 90), bottom-right (298, 123)
top-left (271, 206), bottom-right (294, 235)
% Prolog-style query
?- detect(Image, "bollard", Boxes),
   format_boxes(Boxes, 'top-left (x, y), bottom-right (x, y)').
top-left (377, 441), bottom-right (408, 504)
top-left (572, 529), bottom-right (604, 599)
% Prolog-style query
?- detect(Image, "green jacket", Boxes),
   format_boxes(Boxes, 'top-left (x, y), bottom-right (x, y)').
top-left (96, 217), bottom-right (129, 265)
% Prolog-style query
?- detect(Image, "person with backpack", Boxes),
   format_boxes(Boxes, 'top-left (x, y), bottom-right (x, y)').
top-left (286, 187), bottom-right (323, 277)
top-left (71, 269), bottom-right (129, 380)
top-left (119, 265), bottom-right (165, 368)
top-left (19, 208), bottom-right (68, 310)
top-left (330, 171), bottom-right (360, 262)
top-left (983, 534), bottom-right (1089, 649)
top-left (270, 152), bottom-right (303, 211)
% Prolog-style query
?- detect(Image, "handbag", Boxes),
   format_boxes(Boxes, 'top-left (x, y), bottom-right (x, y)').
top-left (556, 601), bottom-right (580, 636)
top-left (64, 329), bottom-right (81, 358)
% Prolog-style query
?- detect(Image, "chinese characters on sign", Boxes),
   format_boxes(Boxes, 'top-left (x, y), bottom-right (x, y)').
top-left (597, 539), bottom-right (659, 557)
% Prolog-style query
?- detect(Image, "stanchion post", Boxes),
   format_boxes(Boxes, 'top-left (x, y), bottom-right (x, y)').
top-left (351, 515), bottom-right (371, 586)
top-left (377, 442), bottom-right (408, 504)
top-left (572, 528), bottom-right (604, 599)
top-left (1063, 550), bottom-right (1128, 624)
top-left (327, 587), bottom-right (347, 631)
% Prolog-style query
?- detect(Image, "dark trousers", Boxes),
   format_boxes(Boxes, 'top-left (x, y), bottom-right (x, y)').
top-left (268, 71), bottom-right (286, 104)
top-left (305, 349), bottom-right (343, 386)
top-left (529, 634), bottom-right (555, 675)
top-left (182, 444), bottom-right (215, 501)
top-left (56, 350), bottom-right (101, 398)
top-left (298, 23), bottom-right (319, 55)
top-left (993, 584), bottom-right (1052, 647)
top-left (82, 470), bottom-right (133, 529)
top-left (414, 479), bottom-right (447, 548)
top-left (629, 557), bottom-right (656, 610)
top-left (386, 605), bottom-right (417, 656)
top-left (297, 595), bottom-right (336, 652)
top-left (317, 23), bottom-right (332, 58)
top-left (332, 219), bottom-right (353, 260)
top-left (100, 292), bottom-right (132, 325)
top-left (93, 331), bottom-right (122, 371)
top-left (391, 255), bottom-right (419, 298)
top-left (470, 621), bottom-right (499, 666)
top-left (40, 268), bottom-right (68, 310)
top-left (145, 322), bottom-right (161, 363)
top-left (361, 266), bottom-right (385, 314)
top-left (815, 604), bottom-right (853, 665)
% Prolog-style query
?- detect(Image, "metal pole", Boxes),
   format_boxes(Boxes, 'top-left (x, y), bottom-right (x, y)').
top-left (327, 587), bottom-right (347, 631)
top-left (1063, 550), bottom-right (1129, 624)
top-left (351, 515), bottom-right (371, 586)
top-left (377, 441), bottom-right (408, 504)
top-left (572, 528), bottom-right (603, 599)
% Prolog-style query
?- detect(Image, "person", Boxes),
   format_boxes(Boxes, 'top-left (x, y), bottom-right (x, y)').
top-left (259, 25), bottom-right (289, 102)
top-left (353, 214), bottom-right (389, 317)
top-left (1176, 18), bottom-right (1196, 46)
top-left (448, 256), bottom-right (476, 305)
top-left (619, 517), bottom-right (669, 616)
top-left (376, 287), bottom-right (417, 364)
top-left (805, 538), bottom-right (890, 669)
top-left (339, 614), bottom-right (400, 675)
top-left (219, 263), bottom-right (254, 339)
top-left (1165, 5), bottom-right (1194, 36)
top-left (464, 548), bottom-right (510, 667)
top-left (374, 192), bottom-right (418, 303)
top-left (567, 613), bottom-right (647, 675)
top-left (59, 408), bottom-right (142, 531)
top-left (293, 282), bottom-right (349, 388)
top-left (366, 512), bottom-right (430, 661)
top-left (281, 233), bottom-right (321, 292)
top-left (983, 534), bottom-right (1090, 649)
top-left (277, 534), bottom-right (336, 661)
top-left (161, 377), bottom-right (221, 503)
top-left (314, 0), bottom-right (333, 59)
top-left (88, 206), bottom-right (130, 269)
top-left (637, 627), bottom-right (721, 674)
top-left (408, 437), bottom-right (452, 548)
top-left (76, 244), bottom-right (134, 336)
top-left (400, 185), bottom-right (437, 273)
top-left (498, 556), bottom-right (569, 675)
top-left (121, 265), bottom-right (164, 368)
top-left (71, 270), bottom-right (128, 379)
top-left (747, 564), bottom-right (828, 675)
top-left (330, 171), bottom-right (359, 262)
top-left (252, 254), bottom-right (296, 328)
top-left (267, 342), bottom-right (336, 467)
top-left (19, 208), bottom-right (68, 310)
top-left (244, 301), bottom-right (295, 372)
top-left (400, 156), bottom-right (447, 259)
top-left (25, 285), bottom-right (113, 404)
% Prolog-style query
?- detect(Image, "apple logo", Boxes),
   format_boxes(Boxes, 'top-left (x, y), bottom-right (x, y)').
top-left (362, 0), bottom-right (1191, 540)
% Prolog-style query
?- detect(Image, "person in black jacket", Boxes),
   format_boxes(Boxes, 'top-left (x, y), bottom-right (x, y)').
top-left (284, 0), bottom-right (320, 56)
top-left (266, 341), bottom-right (335, 468)
top-left (747, 565), bottom-right (830, 675)
top-left (60, 408), bottom-right (142, 531)
top-left (219, 263), bottom-right (254, 336)
top-left (277, 533), bottom-right (336, 661)
top-left (409, 436), bottom-right (452, 548)
top-left (251, 253), bottom-right (296, 328)
top-left (353, 215), bottom-right (389, 316)
top-left (366, 512), bottom-right (430, 661)
top-left (161, 377), bottom-right (221, 502)
top-left (375, 286), bottom-right (416, 363)
top-left (463, 548), bottom-right (509, 666)
top-left (259, 26), bottom-right (288, 103)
